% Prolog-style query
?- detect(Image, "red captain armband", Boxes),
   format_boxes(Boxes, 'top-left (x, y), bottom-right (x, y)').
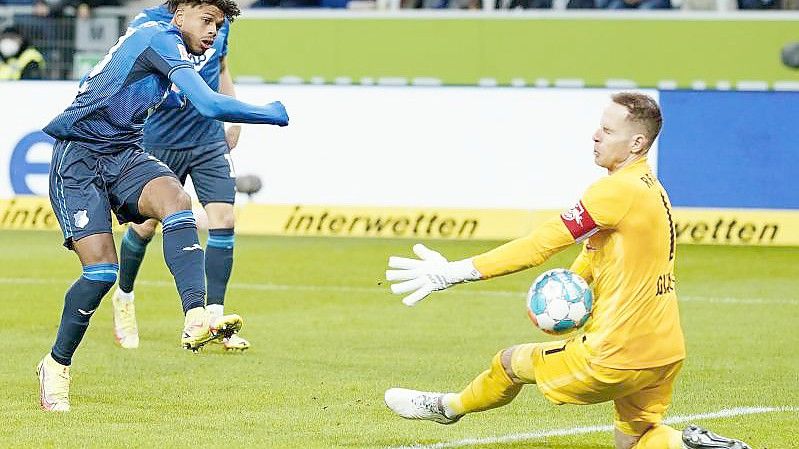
top-left (560, 201), bottom-right (599, 242)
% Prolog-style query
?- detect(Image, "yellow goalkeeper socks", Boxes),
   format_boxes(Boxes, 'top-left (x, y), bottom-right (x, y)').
top-left (446, 351), bottom-right (523, 416)
top-left (634, 425), bottom-right (683, 449)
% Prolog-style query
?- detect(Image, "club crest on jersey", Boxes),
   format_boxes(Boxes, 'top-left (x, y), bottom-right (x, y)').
top-left (73, 210), bottom-right (89, 229)
top-left (561, 201), bottom-right (598, 242)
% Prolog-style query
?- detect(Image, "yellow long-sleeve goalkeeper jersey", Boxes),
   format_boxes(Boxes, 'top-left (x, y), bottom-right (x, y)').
top-left (473, 157), bottom-right (685, 369)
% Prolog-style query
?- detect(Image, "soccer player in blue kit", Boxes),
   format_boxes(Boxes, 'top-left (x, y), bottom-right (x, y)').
top-left (37, 0), bottom-right (288, 412)
top-left (111, 2), bottom-right (249, 352)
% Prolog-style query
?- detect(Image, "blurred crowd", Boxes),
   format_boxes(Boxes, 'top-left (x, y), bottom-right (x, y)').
top-left (0, 0), bottom-right (795, 81)
top-left (0, 0), bottom-right (129, 79)
top-left (246, 0), bottom-right (793, 9)
top-left (0, 0), bottom-right (123, 16)
top-left (0, 0), bottom-right (793, 13)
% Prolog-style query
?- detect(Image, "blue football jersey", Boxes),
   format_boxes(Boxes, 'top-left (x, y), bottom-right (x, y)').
top-left (43, 22), bottom-right (194, 153)
top-left (130, 4), bottom-right (229, 150)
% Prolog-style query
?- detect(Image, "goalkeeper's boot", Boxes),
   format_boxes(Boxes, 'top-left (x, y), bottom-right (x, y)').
top-left (384, 388), bottom-right (461, 425)
top-left (111, 289), bottom-right (139, 349)
top-left (212, 333), bottom-right (250, 352)
top-left (682, 425), bottom-right (751, 449)
top-left (36, 354), bottom-right (70, 412)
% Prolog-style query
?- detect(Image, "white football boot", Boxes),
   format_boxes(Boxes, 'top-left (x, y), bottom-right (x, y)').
top-left (36, 354), bottom-right (71, 412)
top-left (215, 333), bottom-right (250, 351)
top-left (111, 289), bottom-right (139, 349)
top-left (384, 388), bottom-right (461, 424)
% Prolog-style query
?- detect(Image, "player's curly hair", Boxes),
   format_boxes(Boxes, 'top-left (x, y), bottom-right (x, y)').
top-left (167, 0), bottom-right (241, 22)
top-left (611, 92), bottom-right (662, 151)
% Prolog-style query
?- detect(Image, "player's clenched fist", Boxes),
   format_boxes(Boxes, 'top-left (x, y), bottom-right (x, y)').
top-left (385, 244), bottom-right (482, 306)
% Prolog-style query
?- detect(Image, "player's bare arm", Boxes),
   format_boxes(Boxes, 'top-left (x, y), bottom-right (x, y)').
top-left (219, 56), bottom-right (241, 149)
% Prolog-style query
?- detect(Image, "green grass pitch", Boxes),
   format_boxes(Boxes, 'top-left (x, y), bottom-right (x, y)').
top-left (0, 230), bottom-right (796, 448)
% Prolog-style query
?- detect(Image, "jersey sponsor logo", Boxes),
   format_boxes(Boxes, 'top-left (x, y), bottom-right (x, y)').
top-left (73, 210), bottom-right (89, 229)
top-left (189, 48), bottom-right (216, 72)
top-left (560, 201), bottom-right (598, 242)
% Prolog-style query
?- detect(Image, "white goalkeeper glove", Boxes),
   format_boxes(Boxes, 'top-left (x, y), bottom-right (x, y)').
top-left (385, 243), bottom-right (482, 306)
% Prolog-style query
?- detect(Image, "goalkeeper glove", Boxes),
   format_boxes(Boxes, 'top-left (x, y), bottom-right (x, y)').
top-left (385, 243), bottom-right (482, 306)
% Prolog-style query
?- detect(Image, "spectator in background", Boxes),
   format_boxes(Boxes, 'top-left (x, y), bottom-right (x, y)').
top-left (0, 26), bottom-right (45, 79)
top-left (32, 0), bottom-right (51, 14)
top-left (76, 2), bottom-right (91, 18)
top-left (737, 0), bottom-right (775, 7)
top-left (596, 0), bottom-right (670, 8)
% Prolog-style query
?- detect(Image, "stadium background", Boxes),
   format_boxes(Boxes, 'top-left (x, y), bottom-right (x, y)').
top-left (1, 12), bottom-right (798, 245)
top-left (0, 5), bottom-right (797, 449)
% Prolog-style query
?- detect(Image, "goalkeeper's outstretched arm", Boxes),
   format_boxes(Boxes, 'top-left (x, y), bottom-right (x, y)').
top-left (386, 216), bottom-right (577, 306)
top-left (471, 216), bottom-right (576, 279)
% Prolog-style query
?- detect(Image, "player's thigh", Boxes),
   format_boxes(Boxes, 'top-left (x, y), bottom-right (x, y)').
top-left (189, 142), bottom-right (236, 207)
top-left (136, 176), bottom-right (191, 220)
top-left (108, 149), bottom-right (186, 221)
top-left (614, 361), bottom-right (683, 437)
top-left (513, 337), bottom-right (641, 406)
top-left (49, 141), bottom-right (114, 250)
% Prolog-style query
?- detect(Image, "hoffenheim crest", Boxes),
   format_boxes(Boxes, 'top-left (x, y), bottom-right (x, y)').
top-left (73, 210), bottom-right (89, 229)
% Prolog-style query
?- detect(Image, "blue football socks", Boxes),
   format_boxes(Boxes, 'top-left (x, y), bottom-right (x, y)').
top-left (118, 227), bottom-right (151, 294)
top-left (205, 228), bottom-right (234, 306)
top-left (161, 210), bottom-right (205, 313)
top-left (51, 263), bottom-right (118, 366)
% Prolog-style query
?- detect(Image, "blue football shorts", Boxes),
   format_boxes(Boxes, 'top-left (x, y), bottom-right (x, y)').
top-left (48, 140), bottom-right (175, 249)
top-left (146, 140), bottom-right (236, 206)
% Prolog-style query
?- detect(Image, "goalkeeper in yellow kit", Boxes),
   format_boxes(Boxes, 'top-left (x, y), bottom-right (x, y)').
top-left (384, 93), bottom-right (750, 449)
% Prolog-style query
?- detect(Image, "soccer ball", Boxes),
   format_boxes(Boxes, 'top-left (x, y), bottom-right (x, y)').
top-left (526, 269), bottom-right (593, 335)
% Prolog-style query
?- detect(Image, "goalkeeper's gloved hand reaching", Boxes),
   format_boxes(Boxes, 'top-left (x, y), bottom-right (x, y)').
top-left (385, 243), bottom-right (482, 306)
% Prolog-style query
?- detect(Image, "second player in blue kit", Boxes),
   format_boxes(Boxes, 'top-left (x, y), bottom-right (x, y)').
top-left (37, 0), bottom-right (288, 412)
top-left (112, 2), bottom-right (250, 352)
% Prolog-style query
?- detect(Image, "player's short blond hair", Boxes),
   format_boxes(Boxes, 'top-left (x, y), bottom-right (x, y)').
top-left (611, 92), bottom-right (662, 151)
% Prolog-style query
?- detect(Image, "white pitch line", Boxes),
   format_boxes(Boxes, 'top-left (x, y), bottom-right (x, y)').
top-left (384, 406), bottom-right (798, 449)
top-left (0, 277), bottom-right (796, 305)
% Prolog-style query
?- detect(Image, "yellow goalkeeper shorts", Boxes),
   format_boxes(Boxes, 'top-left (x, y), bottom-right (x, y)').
top-left (510, 336), bottom-right (683, 436)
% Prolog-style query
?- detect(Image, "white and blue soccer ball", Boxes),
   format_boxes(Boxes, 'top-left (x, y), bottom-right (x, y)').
top-left (526, 269), bottom-right (593, 335)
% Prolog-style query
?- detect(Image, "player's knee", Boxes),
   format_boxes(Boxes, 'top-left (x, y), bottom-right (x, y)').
top-left (175, 190), bottom-right (192, 211)
top-left (614, 428), bottom-right (641, 449)
top-left (131, 219), bottom-right (158, 239)
top-left (204, 203), bottom-right (235, 229)
top-left (217, 211), bottom-right (235, 229)
top-left (498, 347), bottom-right (523, 384)
top-left (160, 189), bottom-right (192, 216)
